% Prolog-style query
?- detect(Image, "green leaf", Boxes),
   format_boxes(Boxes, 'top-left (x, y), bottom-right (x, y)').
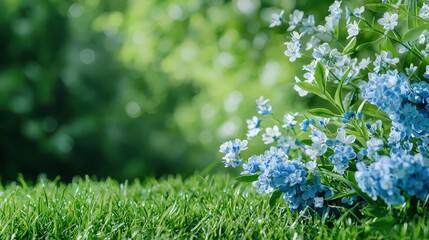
top-left (379, 38), bottom-right (395, 54)
top-left (314, 33), bottom-right (332, 42)
top-left (269, 190), bottom-right (282, 208)
top-left (365, 3), bottom-right (392, 13)
top-left (235, 175), bottom-right (259, 183)
top-left (407, 0), bottom-right (418, 29)
top-left (362, 103), bottom-right (391, 122)
top-left (307, 108), bottom-right (336, 118)
top-left (403, 24), bottom-right (429, 42)
top-left (326, 190), bottom-right (358, 201)
top-left (299, 139), bottom-right (313, 146)
top-left (361, 206), bottom-right (389, 218)
top-left (342, 37), bottom-right (357, 54)
top-left (334, 65), bottom-right (353, 113)
top-left (342, 90), bottom-right (359, 110)
top-left (369, 218), bottom-right (396, 235)
top-left (355, 37), bottom-right (383, 51)
top-left (296, 82), bottom-right (325, 97)
top-left (314, 61), bottom-right (327, 92)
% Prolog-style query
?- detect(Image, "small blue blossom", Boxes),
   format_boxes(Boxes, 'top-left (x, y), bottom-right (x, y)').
top-left (329, 145), bottom-right (356, 174)
top-left (270, 10), bottom-right (284, 28)
top-left (316, 117), bottom-right (329, 127)
top-left (357, 148), bottom-right (368, 161)
top-left (256, 96), bottom-right (272, 116)
top-left (341, 197), bottom-right (356, 206)
top-left (242, 155), bottom-right (262, 175)
top-left (346, 6), bottom-right (364, 24)
top-left (219, 139), bottom-right (248, 168)
top-left (300, 119), bottom-right (311, 132)
top-left (342, 111), bottom-right (356, 123)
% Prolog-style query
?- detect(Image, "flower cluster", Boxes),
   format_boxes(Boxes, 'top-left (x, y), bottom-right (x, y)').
top-left (220, 0), bottom-right (429, 212)
top-left (356, 150), bottom-right (429, 205)
top-left (245, 147), bottom-right (333, 211)
top-left (219, 139), bottom-right (248, 168)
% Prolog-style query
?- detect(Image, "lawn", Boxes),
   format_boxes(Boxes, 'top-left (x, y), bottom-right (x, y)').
top-left (0, 174), bottom-right (428, 239)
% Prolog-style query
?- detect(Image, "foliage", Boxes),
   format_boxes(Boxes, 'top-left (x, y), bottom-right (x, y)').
top-left (0, 174), bottom-right (428, 239)
top-left (0, 0), bottom-right (324, 181)
top-left (220, 0), bottom-right (429, 216)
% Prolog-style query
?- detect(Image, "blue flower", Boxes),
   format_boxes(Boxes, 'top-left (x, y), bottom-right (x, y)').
top-left (356, 150), bottom-right (429, 205)
top-left (249, 146), bottom-right (332, 211)
top-left (219, 139), bottom-right (248, 168)
top-left (342, 111), bottom-right (356, 123)
top-left (329, 145), bottom-right (356, 174)
top-left (242, 155), bottom-right (262, 175)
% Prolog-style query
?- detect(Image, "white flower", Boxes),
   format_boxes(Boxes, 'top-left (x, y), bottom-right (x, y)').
top-left (406, 63), bottom-right (417, 76)
top-left (314, 197), bottom-right (324, 208)
top-left (358, 57), bottom-right (371, 70)
top-left (373, 51), bottom-right (399, 72)
top-left (291, 31), bottom-right (303, 42)
top-left (424, 65), bottom-right (429, 80)
top-left (419, 3), bottom-right (429, 20)
top-left (306, 160), bottom-right (317, 171)
top-left (284, 41), bottom-right (302, 62)
top-left (312, 43), bottom-right (331, 60)
top-left (293, 84), bottom-right (308, 97)
top-left (353, 6), bottom-right (365, 16)
top-left (310, 129), bottom-right (327, 145)
top-left (246, 116), bottom-right (261, 139)
top-left (287, 10), bottom-right (304, 31)
top-left (377, 12), bottom-right (398, 32)
top-left (269, 10), bottom-right (284, 28)
top-left (336, 128), bottom-right (356, 144)
top-left (305, 143), bottom-right (327, 159)
top-left (282, 113), bottom-right (298, 128)
top-left (301, 15), bottom-right (315, 33)
top-left (346, 21), bottom-right (359, 39)
top-left (306, 36), bottom-right (320, 50)
top-left (262, 126), bottom-right (281, 144)
top-left (328, 1), bottom-right (342, 16)
top-left (346, 6), bottom-right (364, 23)
top-left (418, 31), bottom-right (427, 44)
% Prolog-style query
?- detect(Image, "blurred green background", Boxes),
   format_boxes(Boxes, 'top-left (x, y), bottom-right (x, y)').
top-left (0, 0), bottom-right (331, 181)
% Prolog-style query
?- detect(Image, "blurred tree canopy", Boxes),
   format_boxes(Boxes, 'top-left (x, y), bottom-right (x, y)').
top-left (0, 0), bottom-right (331, 181)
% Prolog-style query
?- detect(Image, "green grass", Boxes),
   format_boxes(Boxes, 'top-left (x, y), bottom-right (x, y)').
top-left (0, 174), bottom-right (428, 239)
